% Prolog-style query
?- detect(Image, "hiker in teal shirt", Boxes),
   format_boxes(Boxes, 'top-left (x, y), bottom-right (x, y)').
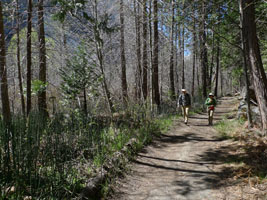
top-left (205, 93), bottom-right (217, 125)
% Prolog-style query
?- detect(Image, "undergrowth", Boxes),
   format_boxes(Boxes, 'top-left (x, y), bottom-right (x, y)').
top-left (214, 118), bottom-right (245, 139)
top-left (214, 115), bottom-right (267, 183)
top-left (0, 104), bottom-right (175, 199)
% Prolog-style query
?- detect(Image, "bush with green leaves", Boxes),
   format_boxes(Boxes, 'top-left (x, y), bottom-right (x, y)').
top-left (60, 43), bottom-right (102, 114)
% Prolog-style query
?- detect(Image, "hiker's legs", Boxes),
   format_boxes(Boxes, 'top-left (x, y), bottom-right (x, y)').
top-left (181, 106), bottom-right (185, 121)
top-left (184, 106), bottom-right (189, 123)
top-left (209, 109), bottom-right (214, 125)
top-left (208, 109), bottom-right (211, 125)
top-left (208, 109), bottom-right (214, 125)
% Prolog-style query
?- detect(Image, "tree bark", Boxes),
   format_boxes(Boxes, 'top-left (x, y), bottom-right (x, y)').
top-left (209, 31), bottom-right (215, 91)
top-left (220, 67), bottom-right (223, 96)
top-left (191, 7), bottom-right (196, 97)
top-left (214, 39), bottom-right (220, 97)
top-left (169, 0), bottom-right (175, 100)
top-left (142, 0), bottom-right (148, 100)
top-left (175, 24), bottom-right (179, 92)
top-left (16, 0), bottom-right (25, 116)
top-left (241, 0), bottom-right (267, 131)
top-left (199, 0), bottom-right (207, 98)
top-left (196, 48), bottom-right (200, 90)
top-left (177, 23), bottom-right (182, 88)
top-left (38, 0), bottom-right (48, 115)
top-left (214, 4), bottom-right (221, 97)
top-left (181, 23), bottom-right (185, 89)
top-left (83, 88), bottom-right (87, 116)
top-left (239, 0), bottom-right (252, 127)
top-left (120, 0), bottom-right (128, 104)
top-left (26, 0), bottom-right (32, 115)
top-left (0, 2), bottom-right (11, 124)
top-left (134, 0), bottom-right (142, 101)
top-left (94, 0), bottom-right (114, 113)
top-left (152, 0), bottom-right (160, 107)
top-left (149, 0), bottom-right (153, 106)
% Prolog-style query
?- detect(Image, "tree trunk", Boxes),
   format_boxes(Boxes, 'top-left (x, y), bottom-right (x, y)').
top-left (196, 51), bottom-right (200, 90)
top-left (177, 23), bottom-right (182, 88)
top-left (61, 22), bottom-right (67, 68)
top-left (199, 0), bottom-right (207, 98)
top-left (0, 2), bottom-right (11, 124)
top-left (120, 0), bottom-right (128, 104)
top-left (239, 0), bottom-right (252, 127)
top-left (94, 0), bottom-right (114, 113)
top-left (175, 24), bottom-right (179, 92)
top-left (142, 0), bottom-right (148, 100)
top-left (191, 8), bottom-right (196, 97)
top-left (241, 0), bottom-right (267, 131)
top-left (149, 0), bottom-right (153, 106)
top-left (220, 68), bottom-right (223, 96)
top-left (37, 0), bottom-right (48, 115)
top-left (209, 31), bottom-right (215, 91)
top-left (214, 4), bottom-right (221, 97)
top-left (181, 23), bottom-right (185, 89)
top-left (16, 0), bottom-right (25, 116)
top-left (83, 88), bottom-right (87, 116)
top-left (101, 65), bottom-right (114, 113)
top-left (26, 0), bottom-right (32, 115)
top-left (214, 39), bottom-right (220, 97)
top-left (134, 0), bottom-right (142, 101)
top-left (169, 0), bottom-right (175, 100)
top-left (152, 0), bottom-right (160, 107)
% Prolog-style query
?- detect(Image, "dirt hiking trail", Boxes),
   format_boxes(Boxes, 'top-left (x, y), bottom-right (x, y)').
top-left (112, 97), bottom-right (242, 200)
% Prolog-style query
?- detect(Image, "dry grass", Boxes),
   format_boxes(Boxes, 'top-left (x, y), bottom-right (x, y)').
top-left (214, 114), bottom-right (267, 199)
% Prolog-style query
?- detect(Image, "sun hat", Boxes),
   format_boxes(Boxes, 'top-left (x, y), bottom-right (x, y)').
top-left (209, 93), bottom-right (214, 96)
top-left (181, 89), bottom-right (186, 92)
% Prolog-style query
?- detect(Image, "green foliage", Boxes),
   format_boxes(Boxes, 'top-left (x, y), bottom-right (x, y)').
top-left (60, 42), bottom-right (100, 102)
top-left (214, 118), bottom-right (245, 139)
top-left (8, 27), bottom-right (39, 55)
top-left (51, 0), bottom-right (87, 22)
top-left (32, 80), bottom-right (48, 95)
top-left (231, 67), bottom-right (243, 87)
top-left (256, 0), bottom-right (267, 70)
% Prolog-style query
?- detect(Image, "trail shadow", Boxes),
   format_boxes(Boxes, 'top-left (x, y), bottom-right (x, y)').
top-left (150, 133), bottom-right (225, 149)
top-left (192, 124), bottom-right (210, 127)
top-left (160, 133), bottom-right (224, 143)
top-left (133, 155), bottom-right (233, 195)
top-left (173, 180), bottom-right (191, 196)
top-left (189, 116), bottom-right (208, 119)
top-left (216, 107), bottom-right (232, 109)
top-left (171, 167), bottom-right (235, 195)
top-left (173, 175), bottom-right (224, 195)
top-left (168, 147), bottom-right (245, 196)
top-left (133, 160), bottom-right (218, 175)
top-left (197, 142), bottom-right (267, 180)
top-left (214, 111), bottom-right (229, 114)
top-left (189, 116), bottom-right (221, 120)
top-left (194, 112), bottom-right (207, 116)
top-left (138, 154), bottom-right (218, 165)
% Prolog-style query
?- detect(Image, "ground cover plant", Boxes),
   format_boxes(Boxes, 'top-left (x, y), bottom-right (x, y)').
top-left (0, 103), bottom-right (176, 199)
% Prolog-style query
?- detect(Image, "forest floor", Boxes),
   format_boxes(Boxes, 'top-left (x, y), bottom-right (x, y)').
top-left (111, 97), bottom-right (267, 200)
